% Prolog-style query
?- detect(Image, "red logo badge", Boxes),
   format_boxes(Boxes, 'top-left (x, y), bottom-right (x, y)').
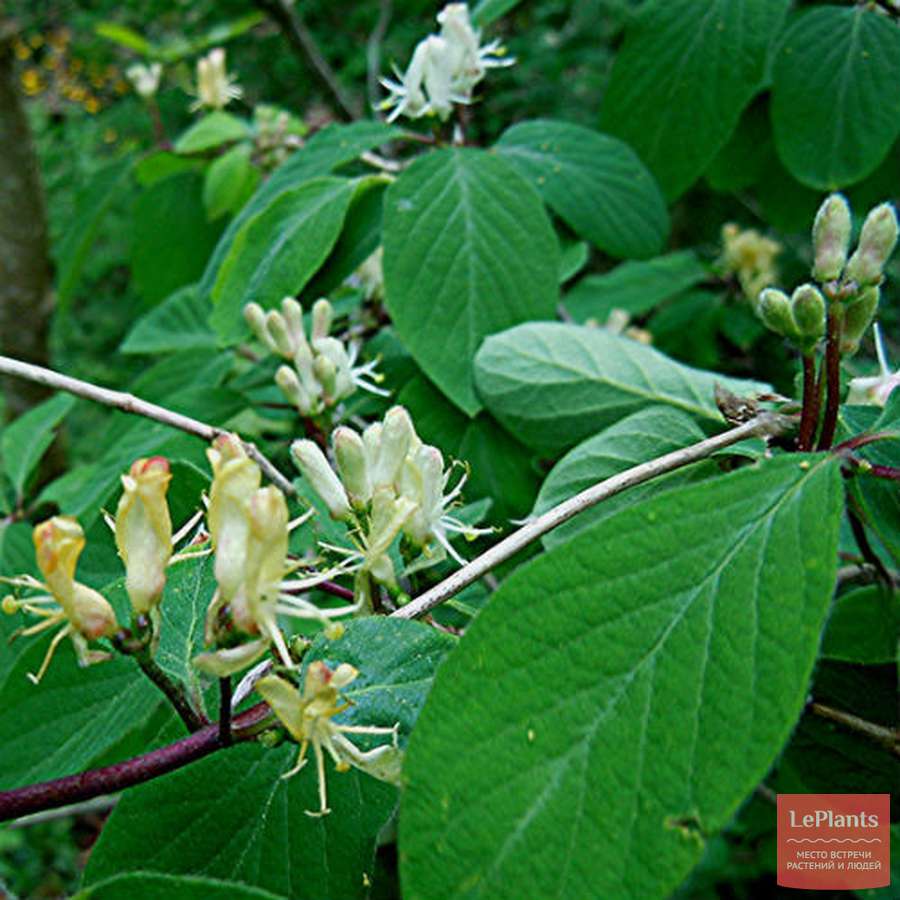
top-left (777, 793), bottom-right (890, 890)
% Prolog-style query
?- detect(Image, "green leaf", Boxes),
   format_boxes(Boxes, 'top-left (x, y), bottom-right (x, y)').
top-left (564, 251), bottom-right (708, 323)
top-left (534, 406), bottom-right (706, 548)
top-left (84, 743), bottom-right (396, 900)
top-left (303, 616), bottom-right (457, 747)
top-left (0, 393), bottom-right (75, 501)
top-left (94, 22), bottom-right (153, 55)
top-left (204, 143), bottom-right (260, 221)
top-left (0, 644), bottom-right (159, 790)
top-left (120, 284), bottom-right (217, 354)
top-left (399, 375), bottom-right (538, 520)
top-left (771, 6), bottom-right (900, 190)
top-left (75, 873), bottom-right (287, 900)
top-left (474, 322), bottom-right (766, 453)
top-left (56, 157), bottom-right (133, 309)
top-left (103, 554), bottom-right (215, 691)
top-left (599, 0), bottom-right (789, 199)
top-left (471, 0), bottom-right (524, 27)
top-left (301, 180), bottom-right (386, 302)
top-left (210, 177), bottom-right (355, 344)
top-left (822, 586), bottom-right (898, 665)
top-left (400, 455), bottom-right (843, 900)
top-left (174, 112), bottom-right (251, 155)
top-left (131, 172), bottom-right (224, 306)
top-left (558, 240), bottom-right (589, 284)
top-left (496, 119), bottom-right (668, 259)
top-left (199, 121), bottom-right (401, 299)
top-left (383, 148), bottom-right (559, 416)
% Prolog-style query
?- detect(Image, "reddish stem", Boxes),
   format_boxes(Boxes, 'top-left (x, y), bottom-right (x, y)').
top-left (797, 353), bottom-right (819, 451)
top-left (0, 701), bottom-right (271, 823)
top-left (319, 579), bottom-right (354, 600)
top-left (816, 309), bottom-right (843, 451)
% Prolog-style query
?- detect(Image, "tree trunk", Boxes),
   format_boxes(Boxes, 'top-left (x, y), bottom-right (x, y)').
top-left (0, 25), bottom-right (54, 421)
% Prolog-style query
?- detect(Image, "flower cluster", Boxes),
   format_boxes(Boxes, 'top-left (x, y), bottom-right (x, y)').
top-left (244, 297), bottom-right (386, 419)
top-left (380, 3), bottom-right (514, 123)
top-left (2, 518), bottom-right (119, 684)
top-left (719, 223), bottom-right (781, 302)
top-left (291, 405), bottom-right (487, 610)
top-left (756, 195), bottom-right (898, 356)
top-left (194, 435), bottom-right (358, 677)
top-left (191, 47), bottom-right (242, 112)
top-left (126, 62), bottom-right (162, 100)
top-left (256, 662), bottom-right (400, 816)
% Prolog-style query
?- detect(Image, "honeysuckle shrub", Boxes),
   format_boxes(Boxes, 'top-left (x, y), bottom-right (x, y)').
top-left (1, 1), bottom-right (899, 898)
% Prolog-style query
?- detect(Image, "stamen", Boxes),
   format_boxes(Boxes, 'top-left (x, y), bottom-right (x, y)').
top-left (27, 624), bottom-right (72, 685)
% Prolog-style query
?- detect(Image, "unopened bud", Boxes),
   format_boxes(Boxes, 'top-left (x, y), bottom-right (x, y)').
top-left (311, 298), bottom-right (333, 341)
top-left (845, 203), bottom-right (899, 287)
top-left (280, 298), bottom-right (307, 352)
top-left (291, 439), bottom-right (351, 520)
top-left (840, 285), bottom-right (880, 356)
top-left (371, 406), bottom-right (415, 489)
top-left (293, 341), bottom-right (321, 401)
top-left (243, 303), bottom-right (276, 352)
top-left (757, 288), bottom-right (799, 341)
top-left (69, 583), bottom-right (119, 640)
top-left (115, 456), bottom-right (173, 615)
top-left (275, 365), bottom-right (312, 415)
top-left (790, 284), bottom-right (826, 347)
top-left (313, 352), bottom-right (338, 399)
top-left (265, 310), bottom-right (295, 359)
top-left (333, 427), bottom-right (371, 507)
top-left (812, 194), bottom-right (851, 282)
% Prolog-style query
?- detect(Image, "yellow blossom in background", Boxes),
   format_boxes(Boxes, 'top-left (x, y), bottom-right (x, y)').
top-left (720, 223), bottom-right (782, 304)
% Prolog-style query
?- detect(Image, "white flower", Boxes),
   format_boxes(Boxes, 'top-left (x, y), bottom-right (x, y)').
top-left (847, 323), bottom-right (900, 406)
top-left (244, 298), bottom-right (386, 418)
top-left (126, 62), bottom-right (162, 99)
top-left (380, 3), bottom-right (513, 122)
top-left (191, 48), bottom-right (242, 112)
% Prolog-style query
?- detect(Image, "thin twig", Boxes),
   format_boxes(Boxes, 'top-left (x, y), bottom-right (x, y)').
top-left (366, 0), bottom-right (393, 114)
top-left (0, 355), bottom-right (296, 496)
top-left (810, 702), bottom-right (899, 757)
top-left (319, 579), bottom-right (354, 601)
top-left (0, 701), bottom-right (273, 823)
top-left (392, 413), bottom-right (790, 621)
top-left (253, 0), bottom-right (361, 119)
top-left (816, 309), bottom-right (843, 450)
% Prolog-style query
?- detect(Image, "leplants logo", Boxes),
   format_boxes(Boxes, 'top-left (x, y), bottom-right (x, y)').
top-left (777, 794), bottom-right (890, 890)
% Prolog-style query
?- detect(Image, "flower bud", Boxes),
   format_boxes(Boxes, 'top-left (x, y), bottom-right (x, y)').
top-left (275, 365), bottom-right (312, 415)
top-left (207, 435), bottom-right (261, 601)
top-left (265, 310), bottom-right (295, 359)
top-left (291, 439), bottom-right (351, 520)
top-left (293, 341), bottom-right (322, 403)
top-left (400, 444), bottom-right (444, 546)
top-left (790, 284), bottom-right (826, 348)
top-left (313, 352), bottom-right (338, 399)
top-left (311, 298), bottom-right (333, 341)
top-left (812, 194), bottom-right (851, 282)
top-left (115, 457), bottom-right (173, 615)
top-left (371, 406), bottom-right (415, 489)
top-left (840, 285), bottom-right (880, 356)
top-left (127, 62), bottom-right (163, 99)
top-left (845, 203), bottom-right (899, 287)
top-left (757, 288), bottom-right (799, 341)
top-left (333, 427), bottom-right (371, 507)
top-left (281, 298), bottom-right (307, 352)
top-left (242, 486), bottom-right (289, 629)
top-left (362, 422), bottom-right (382, 471)
top-left (243, 302), bottom-right (277, 353)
